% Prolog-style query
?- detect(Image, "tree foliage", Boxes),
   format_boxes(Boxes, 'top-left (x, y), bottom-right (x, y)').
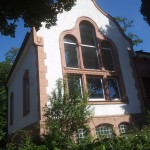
top-left (43, 77), bottom-right (91, 150)
top-left (0, 48), bottom-right (18, 149)
top-left (0, 0), bottom-right (76, 37)
top-left (141, 0), bottom-right (150, 26)
top-left (115, 17), bottom-right (143, 47)
top-left (0, 61), bottom-right (11, 149)
top-left (5, 47), bottom-right (19, 64)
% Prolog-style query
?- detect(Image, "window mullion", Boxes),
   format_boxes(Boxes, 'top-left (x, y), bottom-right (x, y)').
top-left (103, 76), bottom-right (110, 100)
top-left (78, 44), bottom-right (84, 69)
top-left (82, 74), bottom-right (87, 92)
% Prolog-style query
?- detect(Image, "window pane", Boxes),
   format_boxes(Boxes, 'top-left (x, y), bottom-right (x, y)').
top-left (82, 46), bottom-right (99, 69)
top-left (65, 43), bottom-right (79, 68)
top-left (96, 125), bottom-right (113, 138)
top-left (67, 75), bottom-right (82, 96)
top-left (80, 23), bottom-right (95, 46)
top-left (64, 36), bottom-right (75, 43)
top-left (108, 79), bottom-right (120, 99)
top-left (119, 124), bottom-right (128, 134)
top-left (87, 76), bottom-right (104, 99)
top-left (101, 49), bottom-right (114, 71)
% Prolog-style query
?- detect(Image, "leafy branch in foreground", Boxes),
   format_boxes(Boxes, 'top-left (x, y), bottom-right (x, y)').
top-left (0, 0), bottom-right (76, 37)
top-left (43, 77), bottom-right (91, 150)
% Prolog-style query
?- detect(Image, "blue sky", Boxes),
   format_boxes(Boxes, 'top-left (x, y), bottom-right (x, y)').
top-left (0, 0), bottom-right (149, 62)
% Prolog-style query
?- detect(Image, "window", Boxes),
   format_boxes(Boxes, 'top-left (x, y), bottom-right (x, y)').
top-left (96, 124), bottom-right (113, 138)
top-left (101, 41), bottom-right (114, 71)
top-left (119, 123), bottom-right (128, 134)
top-left (80, 22), bottom-right (99, 69)
top-left (60, 18), bottom-right (127, 103)
top-left (10, 92), bottom-right (14, 125)
top-left (76, 129), bottom-right (86, 142)
top-left (87, 76), bottom-right (104, 99)
top-left (23, 69), bottom-right (30, 116)
top-left (108, 78), bottom-right (121, 100)
top-left (64, 35), bottom-right (79, 68)
top-left (67, 75), bottom-right (82, 96)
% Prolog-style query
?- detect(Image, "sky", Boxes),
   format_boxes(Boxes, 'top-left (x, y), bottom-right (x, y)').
top-left (0, 0), bottom-right (149, 62)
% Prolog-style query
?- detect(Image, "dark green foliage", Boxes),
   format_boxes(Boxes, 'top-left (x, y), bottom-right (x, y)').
top-left (141, 0), bottom-right (150, 26)
top-left (43, 77), bottom-right (91, 150)
top-left (7, 130), bottom-right (48, 150)
top-left (115, 17), bottom-right (143, 46)
top-left (0, 0), bottom-right (76, 37)
top-left (0, 61), bottom-right (11, 149)
top-left (0, 48), bottom-right (18, 149)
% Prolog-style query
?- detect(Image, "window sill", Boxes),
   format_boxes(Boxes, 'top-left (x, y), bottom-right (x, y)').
top-left (88, 100), bottom-right (128, 105)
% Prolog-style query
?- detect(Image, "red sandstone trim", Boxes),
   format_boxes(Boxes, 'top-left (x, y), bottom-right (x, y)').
top-left (32, 28), bottom-right (48, 135)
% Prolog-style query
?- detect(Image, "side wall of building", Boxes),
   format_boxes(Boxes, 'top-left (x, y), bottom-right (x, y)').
top-left (7, 35), bottom-right (39, 134)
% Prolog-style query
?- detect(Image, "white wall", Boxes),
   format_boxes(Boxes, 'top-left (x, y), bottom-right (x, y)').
top-left (7, 36), bottom-right (39, 134)
top-left (37, 0), bottom-right (141, 116)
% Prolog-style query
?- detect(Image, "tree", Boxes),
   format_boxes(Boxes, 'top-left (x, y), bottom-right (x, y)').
top-left (115, 17), bottom-right (143, 47)
top-left (141, 0), bottom-right (150, 26)
top-left (0, 0), bottom-right (76, 37)
top-left (5, 47), bottom-right (19, 64)
top-left (0, 61), bottom-right (11, 149)
top-left (43, 77), bottom-right (91, 150)
top-left (0, 48), bottom-right (18, 149)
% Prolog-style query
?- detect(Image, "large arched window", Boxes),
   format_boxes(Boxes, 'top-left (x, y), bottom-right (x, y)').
top-left (60, 18), bottom-right (127, 104)
top-left (79, 22), bottom-right (99, 69)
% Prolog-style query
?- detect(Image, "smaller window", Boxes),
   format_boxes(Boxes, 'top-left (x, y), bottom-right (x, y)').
top-left (119, 123), bottom-right (128, 134)
top-left (10, 92), bottom-right (14, 125)
top-left (64, 35), bottom-right (79, 68)
top-left (67, 75), bottom-right (82, 97)
top-left (101, 41), bottom-right (114, 71)
top-left (23, 70), bottom-right (30, 116)
top-left (108, 78), bottom-right (121, 100)
top-left (76, 129), bottom-right (86, 142)
top-left (87, 76), bottom-right (104, 99)
top-left (96, 124), bottom-right (113, 138)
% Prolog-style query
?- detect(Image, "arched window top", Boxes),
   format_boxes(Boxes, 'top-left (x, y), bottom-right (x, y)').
top-left (96, 123), bottom-right (113, 138)
top-left (101, 41), bottom-right (112, 49)
top-left (64, 35), bottom-right (77, 44)
top-left (79, 21), bottom-right (96, 46)
top-left (119, 122), bottom-right (129, 134)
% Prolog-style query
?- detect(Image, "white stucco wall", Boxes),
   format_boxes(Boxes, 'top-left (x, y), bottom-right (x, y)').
top-left (37, 0), bottom-right (141, 117)
top-left (7, 35), bottom-right (39, 134)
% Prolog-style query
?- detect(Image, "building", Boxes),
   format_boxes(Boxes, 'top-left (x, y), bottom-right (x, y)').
top-left (7, 0), bottom-right (144, 139)
top-left (133, 51), bottom-right (150, 110)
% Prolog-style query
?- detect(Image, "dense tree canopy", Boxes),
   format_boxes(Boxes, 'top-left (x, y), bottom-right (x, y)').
top-left (0, 0), bottom-right (76, 37)
top-left (141, 0), bottom-right (150, 26)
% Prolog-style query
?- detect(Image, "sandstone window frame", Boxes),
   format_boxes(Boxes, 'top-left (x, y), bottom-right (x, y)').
top-left (60, 17), bottom-right (128, 104)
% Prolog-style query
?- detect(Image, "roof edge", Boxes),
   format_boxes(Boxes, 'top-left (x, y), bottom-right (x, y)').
top-left (91, 0), bottom-right (132, 45)
top-left (6, 32), bottom-right (31, 85)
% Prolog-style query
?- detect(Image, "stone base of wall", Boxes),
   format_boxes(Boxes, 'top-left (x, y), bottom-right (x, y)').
top-left (88, 113), bottom-right (143, 136)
